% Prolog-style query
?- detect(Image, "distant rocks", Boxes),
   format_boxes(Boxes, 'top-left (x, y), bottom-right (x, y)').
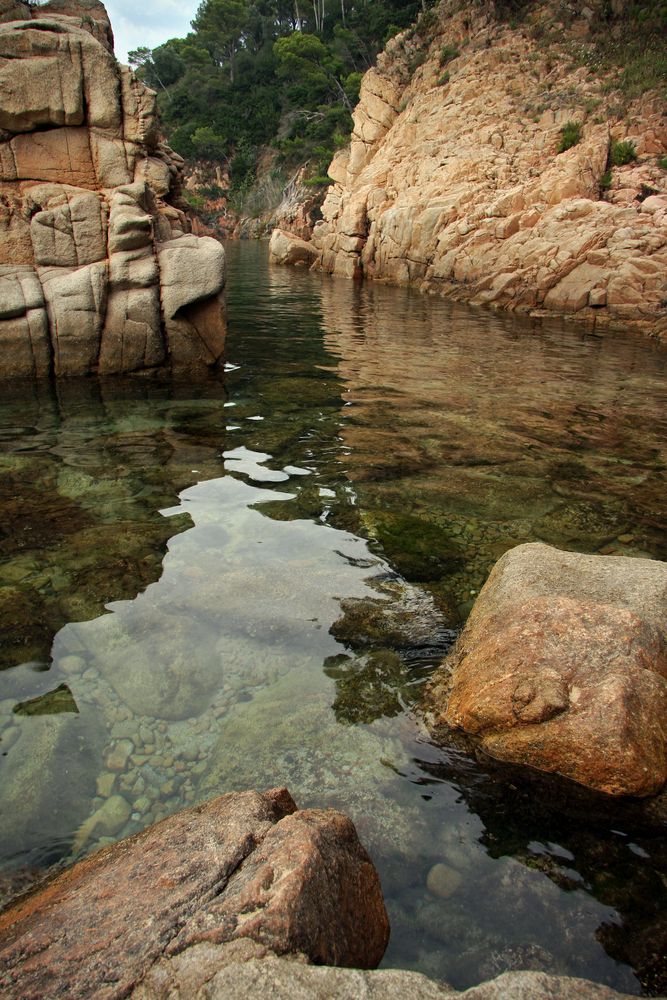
top-left (0, 788), bottom-right (390, 999)
top-left (0, 0), bottom-right (226, 376)
top-left (275, 3), bottom-right (667, 338)
top-left (425, 543), bottom-right (667, 797)
top-left (269, 228), bottom-right (319, 267)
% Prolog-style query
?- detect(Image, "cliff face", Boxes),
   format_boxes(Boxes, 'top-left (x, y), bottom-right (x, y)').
top-left (304, 0), bottom-right (667, 338)
top-left (0, 0), bottom-right (226, 377)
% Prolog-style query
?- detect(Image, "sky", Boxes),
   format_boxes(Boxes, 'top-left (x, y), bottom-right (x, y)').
top-left (105, 0), bottom-right (199, 64)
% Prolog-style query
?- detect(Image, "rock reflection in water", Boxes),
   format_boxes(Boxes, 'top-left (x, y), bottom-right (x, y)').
top-left (316, 274), bottom-right (667, 620)
top-left (0, 378), bottom-right (228, 670)
top-left (0, 242), bottom-right (666, 996)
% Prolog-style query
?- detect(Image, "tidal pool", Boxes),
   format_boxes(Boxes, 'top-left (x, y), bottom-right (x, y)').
top-left (0, 242), bottom-right (666, 993)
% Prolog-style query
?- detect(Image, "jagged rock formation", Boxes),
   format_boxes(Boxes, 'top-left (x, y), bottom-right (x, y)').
top-left (274, 0), bottom-right (667, 339)
top-left (0, 0), bottom-right (226, 376)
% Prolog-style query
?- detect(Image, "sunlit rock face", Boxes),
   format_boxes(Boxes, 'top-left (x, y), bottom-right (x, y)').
top-left (306, 1), bottom-right (667, 339)
top-left (0, 0), bottom-right (226, 376)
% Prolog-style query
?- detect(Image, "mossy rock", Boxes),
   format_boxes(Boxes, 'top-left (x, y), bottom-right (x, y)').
top-left (324, 649), bottom-right (417, 725)
top-left (14, 684), bottom-right (79, 717)
top-left (366, 510), bottom-right (463, 582)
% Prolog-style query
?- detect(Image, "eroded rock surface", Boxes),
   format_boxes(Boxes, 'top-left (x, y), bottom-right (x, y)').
top-left (133, 952), bottom-right (663, 1000)
top-left (0, 788), bottom-right (390, 999)
top-left (0, 0), bottom-right (225, 376)
top-left (282, 0), bottom-right (667, 338)
top-left (425, 543), bottom-right (667, 796)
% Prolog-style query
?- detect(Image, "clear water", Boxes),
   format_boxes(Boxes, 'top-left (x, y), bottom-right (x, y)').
top-left (1, 242), bottom-right (666, 993)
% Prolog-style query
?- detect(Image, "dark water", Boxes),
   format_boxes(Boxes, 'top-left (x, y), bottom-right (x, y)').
top-left (1, 242), bottom-right (666, 993)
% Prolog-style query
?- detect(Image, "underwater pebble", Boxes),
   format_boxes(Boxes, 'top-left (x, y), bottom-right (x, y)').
top-left (74, 795), bottom-right (131, 851)
top-left (96, 772), bottom-right (116, 798)
top-left (111, 721), bottom-right (137, 741)
top-left (106, 740), bottom-right (134, 771)
top-left (134, 796), bottom-right (151, 814)
top-left (426, 862), bottom-right (463, 899)
top-left (58, 655), bottom-right (86, 675)
top-left (139, 724), bottom-right (153, 745)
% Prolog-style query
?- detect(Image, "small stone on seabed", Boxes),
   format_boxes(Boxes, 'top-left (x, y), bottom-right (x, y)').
top-left (106, 739), bottom-right (134, 771)
top-left (96, 772), bottom-right (116, 798)
top-left (426, 862), bottom-right (463, 899)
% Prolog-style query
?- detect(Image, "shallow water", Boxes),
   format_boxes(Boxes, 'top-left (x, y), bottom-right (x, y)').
top-left (1, 242), bottom-right (666, 993)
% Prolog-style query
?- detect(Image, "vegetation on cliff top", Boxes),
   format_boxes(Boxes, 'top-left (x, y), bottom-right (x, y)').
top-left (130, 0), bottom-right (666, 206)
top-left (129, 0), bottom-right (434, 193)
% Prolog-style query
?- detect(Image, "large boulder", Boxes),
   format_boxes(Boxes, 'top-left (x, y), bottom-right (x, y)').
top-left (269, 227), bottom-right (318, 267)
top-left (425, 543), bottom-right (667, 797)
top-left (0, 0), bottom-right (225, 376)
top-left (0, 788), bottom-right (390, 999)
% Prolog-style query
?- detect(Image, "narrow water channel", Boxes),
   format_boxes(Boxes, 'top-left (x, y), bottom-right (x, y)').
top-left (1, 242), bottom-right (666, 993)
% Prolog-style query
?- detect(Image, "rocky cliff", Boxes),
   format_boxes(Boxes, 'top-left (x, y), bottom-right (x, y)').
top-left (276, 0), bottom-right (667, 339)
top-left (0, 0), bottom-right (226, 376)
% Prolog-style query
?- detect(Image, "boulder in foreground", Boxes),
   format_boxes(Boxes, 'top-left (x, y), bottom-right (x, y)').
top-left (133, 945), bottom-right (658, 1000)
top-left (0, 788), bottom-right (389, 999)
top-left (425, 543), bottom-right (667, 797)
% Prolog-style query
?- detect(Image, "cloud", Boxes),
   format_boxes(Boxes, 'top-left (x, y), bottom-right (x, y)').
top-left (105, 0), bottom-right (199, 63)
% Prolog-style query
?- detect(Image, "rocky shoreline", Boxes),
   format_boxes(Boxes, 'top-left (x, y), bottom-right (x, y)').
top-left (0, 0), bottom-right (226, 377)
top-left (1, 787), bottom-right (663, 1000)
top-left (271, 0), bottom-right (667, 340)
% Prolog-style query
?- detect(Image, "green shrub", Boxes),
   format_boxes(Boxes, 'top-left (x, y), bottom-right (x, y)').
top-left (439, 44), bottom-right (459, 66)
top-left (611, 139), bottom-right (637, 166)
top-left (408, 50), bottom-right (427, 75)
top-left (438, 71), bottom-right (450, 86)
top-left (558, 121), bottom-right (582, 153)
top-left (658, 155), bottom-right (667, 171)
top-left (600, 169), bottom-right (612, 190)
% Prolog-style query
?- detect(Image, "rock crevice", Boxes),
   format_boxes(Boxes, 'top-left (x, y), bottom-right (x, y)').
top-left (0, 0), bottom-right (226, 376)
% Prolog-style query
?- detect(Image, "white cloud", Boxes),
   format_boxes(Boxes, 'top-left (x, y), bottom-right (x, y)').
top-left (105, 0), bottom-right (200, 63)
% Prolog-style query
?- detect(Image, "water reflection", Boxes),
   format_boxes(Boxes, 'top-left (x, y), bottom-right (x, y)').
top-left (316, 273), bottom-right (667, 619)
top-left (0, 379), bottom-right (228, 669)
top-left (0, 242), bottom-right (666, 995)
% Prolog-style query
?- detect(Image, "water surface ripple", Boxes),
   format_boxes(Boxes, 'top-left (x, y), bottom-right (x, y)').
top-left (0, 242), bottom-right (666, 994)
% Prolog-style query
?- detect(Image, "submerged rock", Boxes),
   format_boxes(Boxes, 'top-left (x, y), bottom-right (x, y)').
top-left (0, 707), bottom-right (104, 868)
top-left (0, 788), bottom-right (389, 999)
top-left (0, 0), bottom-right (225, 376)
top-left (425, 543), bottom-right (667, 796)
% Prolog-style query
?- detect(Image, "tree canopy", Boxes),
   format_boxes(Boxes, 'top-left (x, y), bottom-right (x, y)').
top-left (128, 0), bottom-right (431, 188)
